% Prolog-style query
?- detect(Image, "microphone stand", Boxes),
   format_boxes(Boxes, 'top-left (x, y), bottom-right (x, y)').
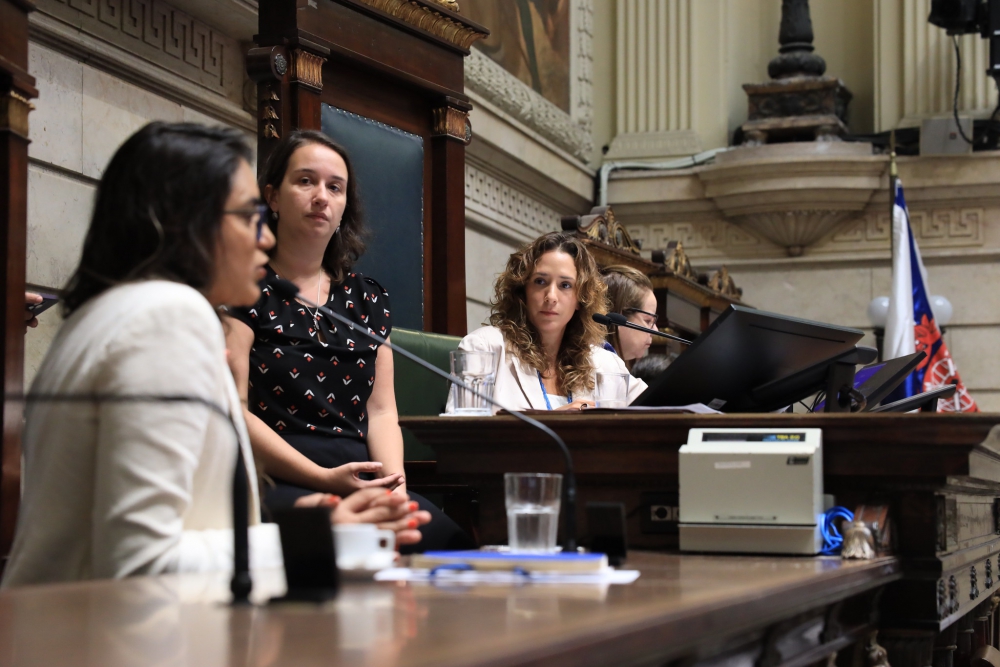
top-left (593, 313), bottom-right (692, 346)
top-left (269, 279), bottom-right (579, 552)
top-left (8, 392), bottom-right (253, 604)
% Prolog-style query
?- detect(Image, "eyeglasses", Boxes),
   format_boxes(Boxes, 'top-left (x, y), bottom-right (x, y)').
top-left (224, 202), bottom-right (270, 240)
top-left (623, 308), bottom-right (658, 328)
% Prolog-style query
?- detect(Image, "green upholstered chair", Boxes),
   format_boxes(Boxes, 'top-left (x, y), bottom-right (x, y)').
top-left (391, 327), bottom-right (461, 460)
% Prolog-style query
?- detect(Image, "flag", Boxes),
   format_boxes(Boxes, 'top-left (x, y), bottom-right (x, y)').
top-left (884, 180), bottom-right (977, 412)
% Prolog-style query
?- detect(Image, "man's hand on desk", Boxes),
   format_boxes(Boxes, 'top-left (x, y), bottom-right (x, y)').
top-left (294, 487), bottom-right (431, 546)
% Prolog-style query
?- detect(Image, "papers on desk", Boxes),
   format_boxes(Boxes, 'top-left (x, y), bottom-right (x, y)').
top-left (374, 567), bottom-right (640, 585)
top-left (587, 403), bottom-right (722, 414)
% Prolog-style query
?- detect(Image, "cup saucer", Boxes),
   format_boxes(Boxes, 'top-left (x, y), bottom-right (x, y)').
top-left (337, 551), bottom-right (397, 580)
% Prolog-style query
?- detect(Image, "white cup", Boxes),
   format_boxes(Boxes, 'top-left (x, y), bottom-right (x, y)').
top-left (333, 524), bottom-right (396, 570)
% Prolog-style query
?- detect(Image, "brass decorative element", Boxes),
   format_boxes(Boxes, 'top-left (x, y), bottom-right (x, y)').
top-left (427, 0), bottom-right (460, 10)
top-left (0, 90), bottom-right (34, 139)
top-left (260, 85), bottom-right (281, 140)
top-left (663, 241), bottom-right (696, 281)
top-left (569, 206), bottom-right (642, 256)
top-left (433, 106), bottom-right (471, 143)
top-left (842, 520), bottom-right (876, 560)
top-left (865, 632), bottom-right (891, 667)
top-left (355, 0), bottom-right (489, 50)
top-left (708, 266), bottom-right (743, 299)
top-left (290, 49), bottom-right (325, 92)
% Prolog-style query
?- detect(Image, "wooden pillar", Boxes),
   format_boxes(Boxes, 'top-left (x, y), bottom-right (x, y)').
top-left (0, 0), bottom-right (37, 560)
top-left (431, 99), bottom-right (471, 336)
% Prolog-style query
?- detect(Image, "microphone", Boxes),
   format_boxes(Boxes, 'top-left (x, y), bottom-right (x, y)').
top-left (8, 392), bottom-right (253, 605)
top-left (268, 278), bottom-right (581, 552)
top-left (593, 312), bottom-right (692, 346)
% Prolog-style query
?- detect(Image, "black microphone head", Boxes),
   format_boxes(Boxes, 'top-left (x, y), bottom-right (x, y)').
top-left (270, 278), bottom-right (300, 301)
top-left (606, 312), bottom-right (629, 326)
top-left (592, 313), bottom-right (613, 326)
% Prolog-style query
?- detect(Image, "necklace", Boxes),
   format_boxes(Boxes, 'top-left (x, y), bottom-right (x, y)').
top-left (304, 269), bottom-right (323, 324)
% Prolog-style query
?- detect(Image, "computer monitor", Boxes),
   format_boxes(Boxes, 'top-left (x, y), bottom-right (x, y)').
top-left (631, 305), bottom-right (864, 412)
top-left (811, 351), bottom-right (926, 412)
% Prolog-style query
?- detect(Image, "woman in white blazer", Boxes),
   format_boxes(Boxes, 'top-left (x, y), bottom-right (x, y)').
top-left (2, 123), bottom-right (427, 588)
top-left (452, 232), bottom-right (646, 413)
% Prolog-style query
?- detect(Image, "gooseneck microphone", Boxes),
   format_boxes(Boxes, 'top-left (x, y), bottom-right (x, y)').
top-left (7, 392), bottom-right (253, 605)
top-left (269, 278), bottom-right (580, 552)
top-left (593, 312), bottom-right (692, 346)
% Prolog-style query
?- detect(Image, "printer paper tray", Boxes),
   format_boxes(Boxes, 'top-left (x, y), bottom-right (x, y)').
top-left (680, 522), bottom-right (820, 555)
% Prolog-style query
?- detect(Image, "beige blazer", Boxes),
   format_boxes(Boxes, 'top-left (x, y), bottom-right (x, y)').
top-left (2, 281), bottom-right (281, 588)
top-left (448, 326), bottom-right (648, 413)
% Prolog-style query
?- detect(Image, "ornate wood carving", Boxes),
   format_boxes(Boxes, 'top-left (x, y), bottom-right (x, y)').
top-left (563, 206), bottom-right (642, 255)
top-left (0, 91), bottom-right (33, 139)
top-left (663, 240), bottom-right (697, 281)
top-left (708, 266), bottom-right (743, 299)
top-left (290, 48), bottom-right (325, 92)
top-left (433, 105), bottom-right (471, 144)
top-left (354, 0), bottom-right (488, 50)
top-left (427, 0), bottom-right (459, 10)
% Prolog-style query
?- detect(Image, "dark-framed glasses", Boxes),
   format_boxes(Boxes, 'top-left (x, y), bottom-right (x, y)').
top-left (224, 202), bottom-right (270, 240)
top-left (623, 308), bottom-right (658, 328)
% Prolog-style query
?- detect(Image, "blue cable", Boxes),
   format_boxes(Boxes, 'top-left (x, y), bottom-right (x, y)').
top-left (819, 506), bottom-right (854, 555)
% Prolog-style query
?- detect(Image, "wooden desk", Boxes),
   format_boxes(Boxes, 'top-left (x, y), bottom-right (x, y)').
top-left (0, 553), bottom-right (897, 667)
top-left (402, 412), bottom-right (1000, 658)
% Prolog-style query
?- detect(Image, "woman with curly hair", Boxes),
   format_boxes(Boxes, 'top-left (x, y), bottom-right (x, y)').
top-left (601, 265), bottom-right (658, 370)
top-left (454, 232), bottom-right (647, 412)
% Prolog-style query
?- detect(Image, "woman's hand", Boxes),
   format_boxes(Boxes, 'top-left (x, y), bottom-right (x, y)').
top-left (318, 461), bottom-right (403, 496)
top-left (294, 488), bottom-right (431, 546)
top-left (554, 399), bottom-right (593, 411)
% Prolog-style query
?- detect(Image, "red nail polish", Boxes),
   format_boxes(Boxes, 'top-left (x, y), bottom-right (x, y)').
top-left (386, 489), bottom-right (393, 495)
top-left (408, 502), bottom-right (418, 511)
top-left (407, 519), bottom-right (418, 529)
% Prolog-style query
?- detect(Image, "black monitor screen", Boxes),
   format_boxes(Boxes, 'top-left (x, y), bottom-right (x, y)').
top-left (632, 305), bottom-right (864, 412)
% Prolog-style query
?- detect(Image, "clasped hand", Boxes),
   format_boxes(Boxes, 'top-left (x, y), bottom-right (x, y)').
top-left (321, 461), bottom-right (404, 496)
top-left (294, 487), bottom-right (430, 545)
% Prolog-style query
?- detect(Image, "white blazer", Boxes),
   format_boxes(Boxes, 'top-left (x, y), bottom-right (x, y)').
top-left (449, 326), bottom-right (648, 413)
top-left (2, 281), bottom-right (282, 588)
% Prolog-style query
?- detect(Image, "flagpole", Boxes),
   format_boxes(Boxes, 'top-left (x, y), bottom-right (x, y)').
top-left (889, 129), bottom-right (897, 254)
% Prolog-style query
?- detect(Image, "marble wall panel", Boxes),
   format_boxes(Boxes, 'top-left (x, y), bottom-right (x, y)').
top-left (465, 227), bottom-right (522, 331)
top-left (944, 326), bottom-right (1000, 394)
top-left (81, 65), bottom-right (182, 179)
top-left (28, 43), bottom-right (84, 173)
top-left (728, 267), bottom-right (876, 330)
top-left (26, 164), bottom-right (95, 290)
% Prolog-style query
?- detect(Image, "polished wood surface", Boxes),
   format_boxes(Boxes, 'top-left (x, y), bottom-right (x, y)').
top-left (0, 0), bottom-right (37, 561)
top-left (0, 552), bottom-right (898, 667)
top-left (401, 412), bottom-right (1000, 631)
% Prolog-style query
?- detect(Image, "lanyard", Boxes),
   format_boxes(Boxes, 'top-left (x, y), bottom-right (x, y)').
top-left (537, 371), bottom-right (571, 410)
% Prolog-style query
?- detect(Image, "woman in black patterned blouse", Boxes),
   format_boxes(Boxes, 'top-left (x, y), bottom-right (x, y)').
top-left (226, 130), bottom-right (470, 549)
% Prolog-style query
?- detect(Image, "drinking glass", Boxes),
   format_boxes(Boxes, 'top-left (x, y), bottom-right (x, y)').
top-left (595, 371), bottom-right (630, 408)
top-left (449, 350), bottom-right (497, 416)
top-left (504, 472), bottom-right (562, 552)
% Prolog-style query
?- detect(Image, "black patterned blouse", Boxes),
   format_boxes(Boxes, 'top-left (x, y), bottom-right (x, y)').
top-left (228, 265), bottom-right (392, 441)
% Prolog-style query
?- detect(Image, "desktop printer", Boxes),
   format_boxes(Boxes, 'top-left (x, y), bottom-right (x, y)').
top-left (679, 428), bottom-right (823, 555)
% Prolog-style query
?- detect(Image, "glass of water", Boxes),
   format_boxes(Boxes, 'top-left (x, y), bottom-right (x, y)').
top-left (595, 371), bottom-right (630, 408)
top-left (449, 350), bottom-right (497, 416)
top-left (504, 472), bottom-right (562, 552)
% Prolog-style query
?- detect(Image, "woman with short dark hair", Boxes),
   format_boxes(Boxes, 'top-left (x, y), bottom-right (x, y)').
top-left (2, 122), bottom-right (428, 587)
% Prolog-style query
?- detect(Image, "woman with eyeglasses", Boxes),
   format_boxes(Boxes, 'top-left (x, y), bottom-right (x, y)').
top-left (2, 122), bottom-right (429, 587)
top-left (600, 265), bottom-right (659, 369)
top-left (224, 130), bottom-right (471, 550)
